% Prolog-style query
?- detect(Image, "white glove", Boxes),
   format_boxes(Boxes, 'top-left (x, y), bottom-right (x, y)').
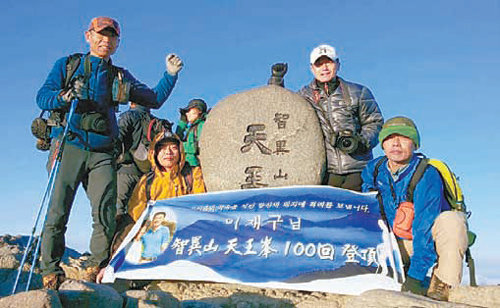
top-left (166, 53), bottom-right (183, 76)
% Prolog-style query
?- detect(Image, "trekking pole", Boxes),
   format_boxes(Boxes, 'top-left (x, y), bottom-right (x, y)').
top-left (11, 171), bottom-right (56, 294)
top-left (12, 100), bottom-right (78, 294)
top-left (466, 248), bottom-right (477, 287)
top-left (374, 192), bottom-right (404, 284)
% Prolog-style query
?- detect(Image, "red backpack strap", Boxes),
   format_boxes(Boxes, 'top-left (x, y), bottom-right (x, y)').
top-left (147, 118), bottom-right (156, 142)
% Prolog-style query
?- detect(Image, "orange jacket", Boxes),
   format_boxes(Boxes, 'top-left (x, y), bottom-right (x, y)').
top-left (128, 134), bottom-right (206, 221)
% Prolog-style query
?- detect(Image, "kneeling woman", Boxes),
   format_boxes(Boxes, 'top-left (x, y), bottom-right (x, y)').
top-left (128, 134), bottom-right (206, 221)
top-left (110, 134), bottom-right (206, 258)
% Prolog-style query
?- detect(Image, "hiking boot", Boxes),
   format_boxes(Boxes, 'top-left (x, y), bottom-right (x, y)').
top-left (42, 273), bottom-right (65, 290)
top-left (82, 266), bottom-right (100, 283)
top-left (427, 274), bottom-right (451, 301)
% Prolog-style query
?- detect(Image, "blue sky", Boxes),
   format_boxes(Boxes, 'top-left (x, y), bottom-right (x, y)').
top-left (1, 0), bottom-right (499, 284)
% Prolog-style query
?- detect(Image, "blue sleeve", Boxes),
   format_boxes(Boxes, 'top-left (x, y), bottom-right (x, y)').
top-left (126, 70), bottom-right (178, 109)
top-left (36, 57), bottom-right (69, 110)
top-left (361, 158), bottom-right (378, 192)
top-left (161, 227), bottom-right (170, 245)
top-left (175, 120), bottom-right (188, 140)
top-left (407, 167), bottom-right (445, 281)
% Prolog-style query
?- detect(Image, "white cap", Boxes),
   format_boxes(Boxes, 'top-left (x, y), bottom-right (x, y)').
top-left (310, 44), bottom-right (338, 64)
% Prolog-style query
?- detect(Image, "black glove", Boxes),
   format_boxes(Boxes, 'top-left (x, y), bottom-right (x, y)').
top-left (179, 108), bottom-right (187, 123)
top-left (72, 77), bottom-right (85, 98)
top-left (59, 77), bottom-right (86, 104)
top-left (268, 63), bottom-right (287, 87)
top-left (401, 276), bottom-right (426, 295)
top-left (271, 63), bottom-right (288, 78)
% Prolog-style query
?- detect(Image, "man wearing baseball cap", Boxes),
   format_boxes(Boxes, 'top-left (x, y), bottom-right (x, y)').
top-left (361, 116), bottom-right (468, 301)
top-left (299, 44), bottom-right (383, 191)
top-left (36, 16), bottom-right (183, 288)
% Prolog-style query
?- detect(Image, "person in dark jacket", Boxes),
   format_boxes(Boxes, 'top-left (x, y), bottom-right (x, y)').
top-left (299, 44), bottom-right (383, 191)
top-left (36, 16), bottom-right (183, 289)
top-left (361, 116), bottom-right (468, 301)
top-left (116, 102), bottom-right (173, 220)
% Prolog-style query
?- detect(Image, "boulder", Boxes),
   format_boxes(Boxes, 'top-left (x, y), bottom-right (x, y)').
top-left (450, 285), bottom-right (500, 308)
top-left (124, 289), bottom-right (180, 308)
top-left (0, 289), bottom-right (62, 308)
top-left (345, 289), bottom-right (477, 308)
top-left (0, 234), bottom-right (82, 297)
top-left (150, 280), bottom-right (349, 307)
top-left (199, 85), bottom-right (325, 191)
top-left (58, 279), bottom-right (123, 308)
top-left (0, 247), bottom-right (20, 269)
top-left (0, 269), bottom-right (42, 297)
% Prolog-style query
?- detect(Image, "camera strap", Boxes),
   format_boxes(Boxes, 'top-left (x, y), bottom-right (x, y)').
top-left (338, 78), bottom-right (352, 106)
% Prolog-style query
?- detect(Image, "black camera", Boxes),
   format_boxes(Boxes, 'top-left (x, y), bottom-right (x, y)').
top-left (31, 111), bottom-right (67, 151)
top-left (149, 118), bottom-right (173, 141)
top-left (31, 117), bottom-right (51, 151)
top-left (80, 112), bottom-right (108, 134)
top-left (336, 129), bottom-right (359, 154)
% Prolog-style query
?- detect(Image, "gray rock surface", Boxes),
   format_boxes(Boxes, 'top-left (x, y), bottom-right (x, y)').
top-left (1, 232), bottom-right (499, 308)
top-left (346, 289), bottom-right (478, 308)
top-left (0, 247), bottom-right (20, 269)
top-left (0, 268), bottom-right (42, 297)
top-left (58, 279), bottom-right (123, 308)
top-left (0, 234), bottom-right (80, 297)
top-left (450, 285), bottom-right (500, 308)
top-left (124, 289), bottom-right (180, 308)
top-left (0, 278), bottom-right (498, 307)
top-left (0, 289), bottom-right (62, 308)
top-left (150, 280), bottom-right (349, 307)
top-left (199, 85), bottom-right (326, 192)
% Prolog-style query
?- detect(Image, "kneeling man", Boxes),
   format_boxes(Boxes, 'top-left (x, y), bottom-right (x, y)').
top-left (361, 116), bottom-right (468, 301)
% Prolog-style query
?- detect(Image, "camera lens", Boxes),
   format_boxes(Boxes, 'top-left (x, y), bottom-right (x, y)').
top-left (338, 136), bottom-right (358, 154)
top-left (341, 139), bottom-right (352, 148)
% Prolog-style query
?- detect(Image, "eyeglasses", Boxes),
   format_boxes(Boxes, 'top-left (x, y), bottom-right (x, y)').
top-left (90, 29), bottom-right (119, 39)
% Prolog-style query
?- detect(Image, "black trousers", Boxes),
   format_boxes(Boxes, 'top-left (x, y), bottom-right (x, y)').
top-left (325, 172), bottom-right (362, 192)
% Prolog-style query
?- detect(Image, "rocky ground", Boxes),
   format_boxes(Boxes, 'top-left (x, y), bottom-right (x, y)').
top-left (1, 234), bottom-right (499, 307)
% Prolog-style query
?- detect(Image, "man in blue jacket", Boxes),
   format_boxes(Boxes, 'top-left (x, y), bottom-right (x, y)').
top-left (36, 16), bottom-right (183, 289)
top-left (361, 116), bottom-right (468, 301)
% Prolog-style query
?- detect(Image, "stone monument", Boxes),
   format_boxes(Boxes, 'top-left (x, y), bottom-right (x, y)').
top-left (199, 85), bottom-right (326, 192)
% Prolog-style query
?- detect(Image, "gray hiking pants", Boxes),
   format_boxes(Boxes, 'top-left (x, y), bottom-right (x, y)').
top-left (40, 142), bottom-right (117, 276)
top-left (116, 168), bottom-right (142, 216)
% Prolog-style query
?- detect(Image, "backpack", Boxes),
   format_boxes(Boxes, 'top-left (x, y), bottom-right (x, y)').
top-left (373, 155), bottom-right (477, 286)
top-left (185, 117), bottom-right (203, 155)
top-left (65, 53), bottom-right (125, 105)
top-left (131, 112), bottom-right (173, 173)
top-left (32, 53), bottom-right (125, 150)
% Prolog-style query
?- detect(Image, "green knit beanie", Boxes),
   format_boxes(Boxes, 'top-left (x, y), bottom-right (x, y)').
top-left (378, 116), bottom-right (420, 149)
